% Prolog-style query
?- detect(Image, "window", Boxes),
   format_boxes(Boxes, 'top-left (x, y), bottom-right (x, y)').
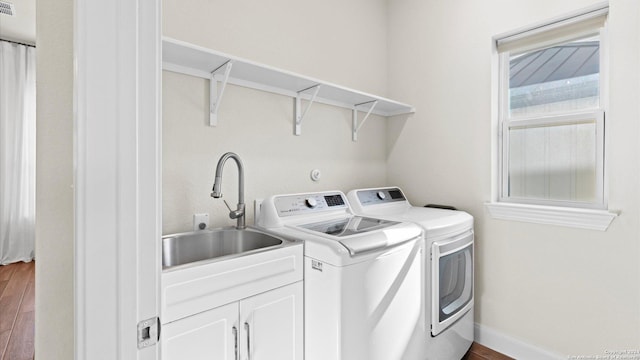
top-left (487, 4), bottom-right (617, 230)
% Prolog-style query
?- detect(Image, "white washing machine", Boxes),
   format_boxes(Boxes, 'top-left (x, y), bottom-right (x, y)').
top-left (348, 187), bottom-right (474, 360)
top-left (257, 190), bottom-right (425, 360)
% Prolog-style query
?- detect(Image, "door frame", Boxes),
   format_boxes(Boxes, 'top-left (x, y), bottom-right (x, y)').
top-left (74, 0), bottom-right (162, 358)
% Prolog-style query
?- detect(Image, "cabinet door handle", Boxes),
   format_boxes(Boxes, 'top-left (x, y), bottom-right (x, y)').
top-left (244, 322), bottom-right (251, 360)
top-left (232, 326), bottom-right (239, 360)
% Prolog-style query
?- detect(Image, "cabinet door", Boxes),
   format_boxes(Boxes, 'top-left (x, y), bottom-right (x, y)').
top-left (161, 302), bottom-right (239, 360)
top-left (239, 282), bottom-right (303, 360)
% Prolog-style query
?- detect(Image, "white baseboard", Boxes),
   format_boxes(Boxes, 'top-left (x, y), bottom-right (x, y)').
top-left (474, 323), bottom-right (565, 360)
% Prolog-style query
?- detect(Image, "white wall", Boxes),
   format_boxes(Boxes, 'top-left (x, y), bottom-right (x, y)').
top-left (162, 0), bottom-right (391, 233)
top-left (388, 0), bottom-right (640, 356)
top-left (34, 0), bottom-right (74, 358)
top-left (31, 1), bottom-right (639, 358)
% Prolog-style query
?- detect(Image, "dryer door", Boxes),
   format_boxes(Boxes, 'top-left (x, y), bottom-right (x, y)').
top-left (431, 230), bottom-right (474, 336)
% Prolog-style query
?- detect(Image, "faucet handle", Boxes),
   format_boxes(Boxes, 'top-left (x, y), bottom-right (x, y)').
top-left (223, 199), bottom-right (234, 212)
top-left (224, 200), bottom-right (245, 220)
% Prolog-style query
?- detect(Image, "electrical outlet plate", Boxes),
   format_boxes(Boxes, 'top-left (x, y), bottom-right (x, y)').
top-left (193, 213), bottom-right (209, 231)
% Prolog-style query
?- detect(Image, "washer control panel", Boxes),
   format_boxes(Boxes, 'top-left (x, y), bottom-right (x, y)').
top-left (356, 188), bottom-right (406, 206)
top-left (274, 191), bottom-right (348, 216)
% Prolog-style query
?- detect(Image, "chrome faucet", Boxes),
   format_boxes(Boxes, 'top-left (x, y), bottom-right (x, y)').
top-left (211, 152), bottom-right (246, 229)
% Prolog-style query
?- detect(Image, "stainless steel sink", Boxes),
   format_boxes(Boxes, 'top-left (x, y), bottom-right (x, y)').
top-left (162, 227), bottom-right (285, 269)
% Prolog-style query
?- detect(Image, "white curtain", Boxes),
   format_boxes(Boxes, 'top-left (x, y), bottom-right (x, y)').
top-left (0, 41), bottom-right (36, 264)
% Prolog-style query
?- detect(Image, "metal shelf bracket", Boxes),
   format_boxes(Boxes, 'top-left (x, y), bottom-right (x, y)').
top-left (209, 60), bottom-right (233, 126)
top-left (352, 100), bottom-right (378, 141)
top-left (294, 84), bottom-right (321, 135)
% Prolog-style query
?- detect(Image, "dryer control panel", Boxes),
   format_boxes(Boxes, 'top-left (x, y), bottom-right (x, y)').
top-left (274, 191), bottom-right (348, 217)
top-left (355, 187), bottom-right (407, 206)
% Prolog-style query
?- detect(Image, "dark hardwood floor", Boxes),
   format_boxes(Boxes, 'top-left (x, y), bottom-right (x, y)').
top-left (0, 261), bottom-right (35, 360)
top-left (463, 342), bottom-right (514, 360)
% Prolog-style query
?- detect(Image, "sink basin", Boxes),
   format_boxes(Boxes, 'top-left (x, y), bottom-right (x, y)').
top-left (162, 227), bottom-right (285, 269)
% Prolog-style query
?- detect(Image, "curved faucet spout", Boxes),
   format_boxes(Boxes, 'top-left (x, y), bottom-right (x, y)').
top-left (211, 152), bottom-right (245, 229)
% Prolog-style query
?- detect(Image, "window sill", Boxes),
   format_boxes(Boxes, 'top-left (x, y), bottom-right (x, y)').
top-left (484, 202), bottom-right (618, 231)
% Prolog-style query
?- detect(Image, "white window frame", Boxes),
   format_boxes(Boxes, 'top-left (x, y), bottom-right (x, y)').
top-left (486, 2), bottom-right (617, 230)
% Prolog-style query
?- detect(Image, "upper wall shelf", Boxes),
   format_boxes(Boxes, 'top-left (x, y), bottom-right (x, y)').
top-left (162, 37), bottom-right (415, 141)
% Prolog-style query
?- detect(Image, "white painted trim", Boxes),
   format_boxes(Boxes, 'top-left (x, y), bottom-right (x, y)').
top-left (485, 202), bottom-right (617, 230)
top-left (493, 9), bottom-right (611, 215)
top-left (74, 0), bottom-right (161, 359)
top-left (474, 323), bottom-right (565, 360)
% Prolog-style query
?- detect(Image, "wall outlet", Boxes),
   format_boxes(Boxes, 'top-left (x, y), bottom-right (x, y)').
top-left (193, 213), bottom-right (209, 231)
top-left (254, 199), bottom-right (263, 226)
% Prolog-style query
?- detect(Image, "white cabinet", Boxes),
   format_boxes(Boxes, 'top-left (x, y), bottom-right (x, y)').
top-left (162, 302), bottom-right (238, 360)
top-left (161, 239), bottom-right (303, 324)
top-left (240, 282), bottom-right (303, 360)
top-left (162, 282), bottom-right (303, 360)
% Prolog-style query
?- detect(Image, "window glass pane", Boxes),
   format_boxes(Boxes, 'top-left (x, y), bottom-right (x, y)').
top-left (509, 36), bottom-right (599, 117)
top-left (508, 121), bottom-right (597, 202)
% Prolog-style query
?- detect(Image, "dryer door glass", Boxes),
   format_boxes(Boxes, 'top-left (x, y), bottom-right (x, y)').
top-left (439, 245), bottom-right (472, 322)
top-left (432, 232), bottom-right (474, 336)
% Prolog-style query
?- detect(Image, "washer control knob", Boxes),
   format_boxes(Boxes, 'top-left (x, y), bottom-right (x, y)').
top-left (376, 191), bottom-right (386, 200)
top-left (305, 197), bottom-right (318, 208)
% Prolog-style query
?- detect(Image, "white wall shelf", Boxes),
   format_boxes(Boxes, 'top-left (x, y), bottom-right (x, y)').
top-left (162, 37), bottom-right (415, 141)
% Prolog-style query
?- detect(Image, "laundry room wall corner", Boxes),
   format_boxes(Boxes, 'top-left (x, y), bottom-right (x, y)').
top-left (387, 0), bottom-right (640, 357)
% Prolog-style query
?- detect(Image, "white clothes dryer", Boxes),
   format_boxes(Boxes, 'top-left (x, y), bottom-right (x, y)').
top-left (348, 187), bottom-right (474, 360)
top-left (257, 191), bottom-right (425, 360)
